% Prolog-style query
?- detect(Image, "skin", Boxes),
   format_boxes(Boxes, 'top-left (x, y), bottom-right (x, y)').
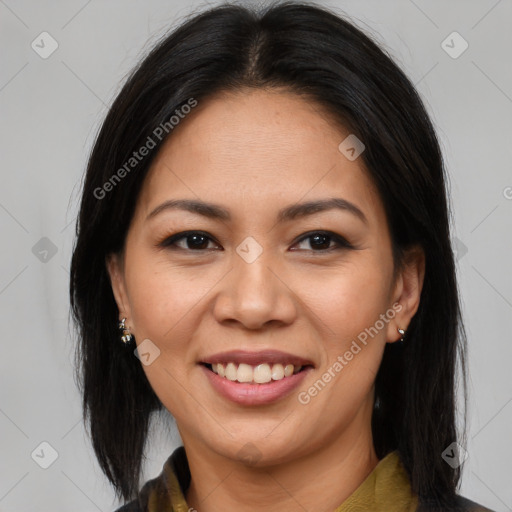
top-left (107, 88), bottom-right (425, 512)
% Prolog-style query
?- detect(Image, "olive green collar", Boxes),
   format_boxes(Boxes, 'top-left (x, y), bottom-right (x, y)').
top-left (141, 446), bottom-right (417, 512)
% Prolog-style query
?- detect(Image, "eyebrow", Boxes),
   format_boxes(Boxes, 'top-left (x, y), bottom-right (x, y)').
top-left (146, 197), bottom-right (368, 224)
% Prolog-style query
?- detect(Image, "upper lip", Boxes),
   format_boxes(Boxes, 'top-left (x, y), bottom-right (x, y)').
top-left (201, 349), bottom-right (314, 367)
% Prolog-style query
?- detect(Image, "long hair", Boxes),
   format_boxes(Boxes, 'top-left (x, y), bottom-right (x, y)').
top-left (70, 1), bottom-right (466, 506)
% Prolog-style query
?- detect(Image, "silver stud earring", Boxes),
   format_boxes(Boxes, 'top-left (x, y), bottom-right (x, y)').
top-left (119, 318), bottom-right (133, 344)
top-left (397, 327), bottom-right (405, 342)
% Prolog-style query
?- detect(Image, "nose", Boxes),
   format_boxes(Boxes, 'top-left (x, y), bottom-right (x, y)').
top-left (212, 250), bottom-right (297, 330)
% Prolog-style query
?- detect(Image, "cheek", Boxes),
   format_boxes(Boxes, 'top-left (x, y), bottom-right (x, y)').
top-left (122, 255), bottom-right (214, 416)
top-left (123, 252), bottom-right (201, 344)
top-left (306, 258), bottom-right (392, 342)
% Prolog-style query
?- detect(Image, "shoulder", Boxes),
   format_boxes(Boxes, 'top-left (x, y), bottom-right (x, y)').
top-left (453, 496), bottom-right (496, 512)
top-left (112, 500), bottom-right (142, 512)
top-left (417, 495), bottom-right (496, 511)
top-left (111, 445), bottom-right (190, 512)
top-left (110, 472), bottom-right (163, 512)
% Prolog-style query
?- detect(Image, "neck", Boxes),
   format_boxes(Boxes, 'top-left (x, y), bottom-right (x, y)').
top-left (184, 412), bottom-right (378, 512)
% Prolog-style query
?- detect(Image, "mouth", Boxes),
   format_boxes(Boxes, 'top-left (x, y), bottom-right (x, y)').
top-left (199, 350), bottom-right (314, 405)
top-left (201, 361), bottom-right (312, 384)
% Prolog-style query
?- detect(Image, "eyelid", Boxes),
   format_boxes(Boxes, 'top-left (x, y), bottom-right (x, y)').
top-left (156, 229), bottom-right (354, 252)
top-left (156, 230), bottom-right (221, 250)
top-left (292, 230), bottom-right (354, 251)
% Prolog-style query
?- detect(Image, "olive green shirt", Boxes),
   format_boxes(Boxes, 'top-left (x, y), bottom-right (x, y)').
top-left (115, 446), bottom-right (494, 512)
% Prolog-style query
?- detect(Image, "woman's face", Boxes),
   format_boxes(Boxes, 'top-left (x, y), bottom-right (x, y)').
top-left (108, 88), bottom-right (423, 465)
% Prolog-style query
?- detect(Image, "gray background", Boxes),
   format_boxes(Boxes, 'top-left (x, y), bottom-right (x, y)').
top-left (1, 0), bottom-right (511, 511)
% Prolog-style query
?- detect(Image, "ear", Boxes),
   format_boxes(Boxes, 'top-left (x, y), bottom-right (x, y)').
top-left (386, 245), bottom-right (425, 343)
top-left (106, 252), bottom-right (132, 325)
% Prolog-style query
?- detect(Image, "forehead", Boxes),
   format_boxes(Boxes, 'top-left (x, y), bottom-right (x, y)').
top-left (136, 88), bottom-right (384, 226)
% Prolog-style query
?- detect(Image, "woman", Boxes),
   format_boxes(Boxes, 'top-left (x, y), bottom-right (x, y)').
top-left (69, 2), bottom-right (494, 511)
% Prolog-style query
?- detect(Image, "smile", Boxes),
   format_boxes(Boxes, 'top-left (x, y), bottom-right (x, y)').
top-left (205, 362), bottom-right (305, 384)
top-left (199, 350), bottom-right (314, 405)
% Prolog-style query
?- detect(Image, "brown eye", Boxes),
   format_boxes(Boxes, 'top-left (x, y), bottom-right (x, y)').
top-left (158, 231), bottom-right (221, 251)
top-left (157, 230), bottom-right (353, 253)
top-left (291, 231), bottom-right (353, 252)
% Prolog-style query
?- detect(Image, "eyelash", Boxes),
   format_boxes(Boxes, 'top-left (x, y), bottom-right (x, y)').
top-left (156, 230), bottom-right (354, 253)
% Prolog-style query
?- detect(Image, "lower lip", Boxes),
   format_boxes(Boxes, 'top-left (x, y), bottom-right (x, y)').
top-left (201, 364), bottom-right (312, 406)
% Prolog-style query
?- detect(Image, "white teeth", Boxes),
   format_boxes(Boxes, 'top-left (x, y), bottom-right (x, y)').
top-left (253, 363), bottom-right (272, 384)
top-left (237, 363), bottom-right (253, 383)
top-left (208, 362), bottom-right (305, 384)
top-left (271, 364), bottom-right (284, 380)
top-left (225, 362), bottom-right (237, 381)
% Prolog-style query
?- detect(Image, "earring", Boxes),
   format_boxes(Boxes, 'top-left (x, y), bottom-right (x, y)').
top-left (397, 327), bottom-right (405, 342)
top-left (119, 318), bottom-right (133, 344)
